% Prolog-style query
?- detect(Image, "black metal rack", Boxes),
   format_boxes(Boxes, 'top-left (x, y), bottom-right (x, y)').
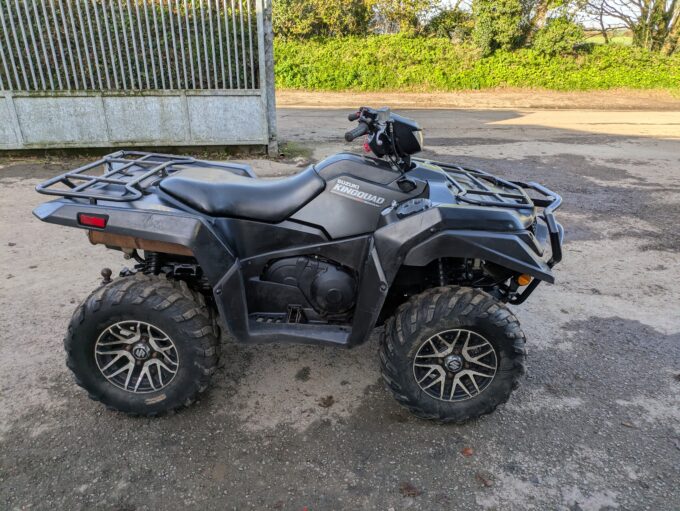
top-left (414, 158), bottom-right (563, 272)
top-left (35, 150), bottom-right (254, 204)
top-left (414, 158), bottom-right (537, 209)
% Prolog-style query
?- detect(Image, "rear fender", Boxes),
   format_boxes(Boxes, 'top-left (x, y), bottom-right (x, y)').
top-left (33, 200), bottom-right (234, 284)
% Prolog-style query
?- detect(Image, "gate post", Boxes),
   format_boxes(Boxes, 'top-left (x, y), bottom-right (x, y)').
top-left (258, 0), bottom-right (278, 156)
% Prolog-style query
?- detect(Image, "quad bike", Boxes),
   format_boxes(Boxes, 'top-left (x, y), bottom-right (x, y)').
top-left (34, 107), bottom-right (563, 422)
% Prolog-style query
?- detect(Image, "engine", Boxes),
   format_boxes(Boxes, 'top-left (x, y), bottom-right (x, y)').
top-left (262, 257), bottom-right (357, 316)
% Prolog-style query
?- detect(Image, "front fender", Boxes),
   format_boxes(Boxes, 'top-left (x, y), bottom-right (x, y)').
top-left (403, 229), bottom-right (554, 283)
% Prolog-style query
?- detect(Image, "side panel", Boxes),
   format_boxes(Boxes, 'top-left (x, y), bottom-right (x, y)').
top-left (214, 235), bottom-right (371, 347)
top-left (214, 218), bottom-right (328, 259)
top-left (290, 153), bottom-right (427, 239)
top-left (347, 243), bottom-right (389, 346)
top-left (291, 175), bottom-right (426, 239)
top-left (238, 235), bottom-right (370, 316)
top-left (239, 236), bottom-right (370, 278)
top-left (314, 152), bottom-right (398, 183)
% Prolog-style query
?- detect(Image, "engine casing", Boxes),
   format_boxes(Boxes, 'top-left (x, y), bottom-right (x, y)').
top-left (263, 257), bottom-right (357, 316)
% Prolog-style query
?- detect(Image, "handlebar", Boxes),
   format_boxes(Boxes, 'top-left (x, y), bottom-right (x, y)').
top-left (348, 111), bottom-right (361, 122)
top-left (344, 122), bottom-right (369, 142)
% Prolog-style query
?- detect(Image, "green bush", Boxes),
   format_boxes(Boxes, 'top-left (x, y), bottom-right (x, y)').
top-left (371, 0), bottom-right (433, 33)
top-left (425, 8), bottom-right (473, 41)
top-left (472, 0), bottom-right (527, 56)
top-left (274, 35), bottom-right (680, 91)
top-left (532, 16), bottom-right (585, 56)
top-left (273, 0), bottom-right (372, 39)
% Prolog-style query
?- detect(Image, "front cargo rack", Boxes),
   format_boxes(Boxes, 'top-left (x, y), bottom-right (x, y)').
top-left (414, 157), bottom-right (552, 210)
top-left (35, 150), bottom-right (254, 204)
top-left (413, 157), bottom-right (563, 273)
top-left (415, 158), bottom-right (561, 215)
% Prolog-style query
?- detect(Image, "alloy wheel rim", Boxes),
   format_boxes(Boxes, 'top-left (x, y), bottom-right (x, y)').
top-left (94, 320), bottom-right (179, 393)
top-left (412, 329), bottom-right (497, 402)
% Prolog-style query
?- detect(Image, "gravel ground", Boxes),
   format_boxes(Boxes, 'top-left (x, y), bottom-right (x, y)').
top-left (1, 108), bottom-right (679, 510)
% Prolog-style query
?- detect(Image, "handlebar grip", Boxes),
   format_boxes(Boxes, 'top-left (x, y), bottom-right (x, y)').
top-left (347, 111), bottom-right (361, 122)
top-left (344, 122), bottom-right (369, 142)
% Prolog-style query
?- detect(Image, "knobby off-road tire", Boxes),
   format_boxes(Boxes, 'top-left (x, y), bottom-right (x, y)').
top-left (380, 286), bottom-right (526, 423)
top-left (65, 273), bottom-right (221, 416)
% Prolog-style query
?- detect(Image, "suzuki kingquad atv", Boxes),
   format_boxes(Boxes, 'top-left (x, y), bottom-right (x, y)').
top-left (34, 107), bottom-right (563, 422)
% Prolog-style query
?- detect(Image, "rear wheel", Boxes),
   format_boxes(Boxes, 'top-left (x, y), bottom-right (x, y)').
top-left (380, 286), bottom-right (526, 423)
top-left (65, 273), bottom-right (220, 416)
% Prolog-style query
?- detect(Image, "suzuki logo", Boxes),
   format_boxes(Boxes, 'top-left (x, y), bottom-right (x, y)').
top-left (331, 178), bottom-right (386, 207)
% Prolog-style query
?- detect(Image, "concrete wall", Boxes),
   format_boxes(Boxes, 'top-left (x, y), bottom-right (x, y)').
top-left (0, 90), bottom-right (269, 150)
top-left (0, 0), bottom-right (278, 152)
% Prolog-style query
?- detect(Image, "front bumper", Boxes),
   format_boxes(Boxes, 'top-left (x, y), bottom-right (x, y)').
top-left (508, 180), bottom-right (563, 304)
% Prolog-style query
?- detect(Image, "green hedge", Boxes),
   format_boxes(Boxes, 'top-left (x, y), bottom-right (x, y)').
top-left (274, 35), bottom-right (680, 91)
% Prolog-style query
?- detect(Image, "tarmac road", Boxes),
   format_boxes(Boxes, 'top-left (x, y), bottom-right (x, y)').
top-left (1, 107), bottom-right (679, 510)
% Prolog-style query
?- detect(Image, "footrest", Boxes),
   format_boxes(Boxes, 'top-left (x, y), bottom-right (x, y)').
top-left (250, 313), bottom-right (287, 324)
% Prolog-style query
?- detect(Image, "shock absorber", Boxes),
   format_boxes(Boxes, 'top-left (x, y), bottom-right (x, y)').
top-left (438, 258), bottom-right (446, 287)
top-left (145, 252), bottom-right (161, 275)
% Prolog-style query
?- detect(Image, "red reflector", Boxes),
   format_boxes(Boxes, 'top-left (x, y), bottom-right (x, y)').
top-left (78, 213), bottom-right (108, 229)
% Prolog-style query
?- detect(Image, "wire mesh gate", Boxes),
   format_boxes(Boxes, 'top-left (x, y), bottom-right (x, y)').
top-left (0, 0), bottom-right (276, 150)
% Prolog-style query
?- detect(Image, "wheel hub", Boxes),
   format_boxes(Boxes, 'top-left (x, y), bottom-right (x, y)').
top-left (444, 354), bottom-right (463, 372)
top-left (94, 321), bottom-right (179, 394)
top-left (132, 342), bottom-right (151, 360)
top-left (412, 329), bottom-right (498, 402)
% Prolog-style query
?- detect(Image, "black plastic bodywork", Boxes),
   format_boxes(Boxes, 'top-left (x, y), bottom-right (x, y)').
top-left (34, 150), bottom-right (563, 349)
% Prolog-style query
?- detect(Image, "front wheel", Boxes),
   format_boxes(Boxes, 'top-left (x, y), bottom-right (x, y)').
top-left (380, 286), bottom-right (526, 423)
top-left (65, 273), bottom-right (221, 416)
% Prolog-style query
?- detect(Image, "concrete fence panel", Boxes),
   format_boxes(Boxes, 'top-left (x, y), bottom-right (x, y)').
top-left (0, 0), bottom-right (276, 151)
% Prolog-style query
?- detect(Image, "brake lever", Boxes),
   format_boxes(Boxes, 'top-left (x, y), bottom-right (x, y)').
top-left (374, 123), bottom-right (386, 146)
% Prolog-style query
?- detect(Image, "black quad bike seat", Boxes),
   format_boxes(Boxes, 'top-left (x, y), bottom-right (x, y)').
top-left (160, 165), bottom-right (325, 222)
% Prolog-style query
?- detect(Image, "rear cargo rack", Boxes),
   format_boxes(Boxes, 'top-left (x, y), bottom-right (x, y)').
top-left (35, 150), bottom-right (254, 204)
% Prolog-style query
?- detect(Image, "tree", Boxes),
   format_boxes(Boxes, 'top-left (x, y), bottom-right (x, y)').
top-left (371, 0), bottom-right (435, 33)
top-left (585, 0), bottom-right (680, 53)
top-left (472, 0), bottom-right (527, 54)
top-left (273, 0), bottom-right (318, 38)
top-left (532, 15), bottom-right (585, 54)
top-left (667, 15), bottom-right (680, 53)
top-left (425, 6), bottom-right (474, 40)
top-left (273, 0), bottom-right (373, 38)
top-left (522, 0), bottom-right (575, 35)
top-left (314, 0), bottom-right (375, 36)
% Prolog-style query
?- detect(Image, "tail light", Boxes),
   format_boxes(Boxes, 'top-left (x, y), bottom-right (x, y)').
top-left (77, 213), bottom-right (108, 229)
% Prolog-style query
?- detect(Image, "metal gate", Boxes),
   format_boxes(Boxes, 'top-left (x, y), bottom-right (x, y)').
top-left (0, 0), bottom-right (276, 151)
